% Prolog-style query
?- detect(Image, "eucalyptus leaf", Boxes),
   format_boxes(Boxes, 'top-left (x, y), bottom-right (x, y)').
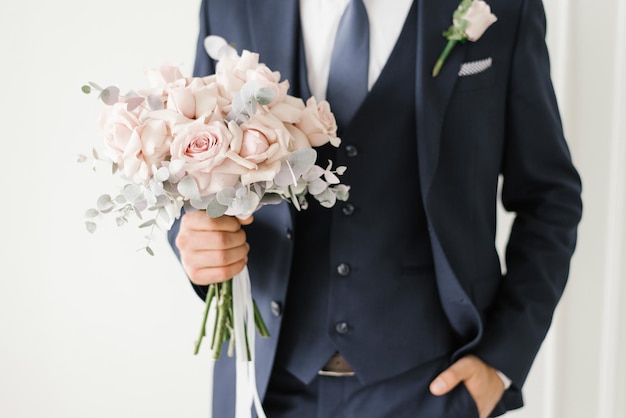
top-left (324, 171), bottom-right (340, 185)
top-left (154, 166), bottom-right (170, 182)
top-left (206, 198), bottom-right (228, 218)
top-left (133, 205), bottom-right (143, 219)
top-left (255, 87), bottom-right (276, 105)
top-left (158, 207), bottom-right (171, 225)
top-left (96, 194), bottom-right (114, 212)
top-left (133, 199), bottom-right (148, 212)
top-left (147, 94), bottom-right (164, 111)
top-left (138, 219), bottom-right (156, 228)
top-left (216, 188), bottom-right (236, 206)
top-left (307, 178), bottom-right (328, 195)
top-left (85, 221), bottom-right (97, 233)
top-left (260, 193), bottom-right (283, 206)
top-left (314, 188), bottom-right (337, 208)
top-left (85, 208), bottom-right (100, 218)
top-left (178, 175), bottom-right (201, 200)
top-left (336, 184), bottom-right (350, 201)
top-left (115, 216), bottom-right (127, 226)
top-left (123, 184), bottom-right (143, 202)
top-left (100, 86), bottom-right (120, 105)
top-left (274, 148), bottom-right (317, 186)
top-left (145, 247), bottom-right (154, 256)
top-left (231, 93), bottom-right (247, 117)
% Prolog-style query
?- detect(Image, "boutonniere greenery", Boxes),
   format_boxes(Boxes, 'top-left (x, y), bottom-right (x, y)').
top-left (432, 0), bottom-right (497, 77)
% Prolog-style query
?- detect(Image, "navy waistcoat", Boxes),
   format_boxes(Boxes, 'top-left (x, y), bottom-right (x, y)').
top-left (274, 1), bottom-right (456, 385)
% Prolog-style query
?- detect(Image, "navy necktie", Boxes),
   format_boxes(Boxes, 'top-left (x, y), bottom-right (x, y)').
top-left (326, 0), bottom-right (370, 129)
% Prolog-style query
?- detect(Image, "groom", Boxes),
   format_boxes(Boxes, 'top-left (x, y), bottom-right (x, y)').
top-left (169, 0), bottom-right (583, 416)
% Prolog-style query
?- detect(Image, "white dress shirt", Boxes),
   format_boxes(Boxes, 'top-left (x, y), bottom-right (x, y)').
top-left (299, 0), bottom-right (413, 101)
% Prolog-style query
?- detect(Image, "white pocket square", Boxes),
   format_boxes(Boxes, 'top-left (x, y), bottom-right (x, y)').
top-left (458, 57), bottom-right (493, 76)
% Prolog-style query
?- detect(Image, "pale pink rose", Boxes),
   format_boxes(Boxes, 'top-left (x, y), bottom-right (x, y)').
top-left (239, 112), bottom-right (292, 161)
top-left (225, 112), bottom-right (292, 184)
top-left (216, 50), bottom-right (284, 100)
top-left (192, 79), bottom-right (228, 118)
top-left (463, 1), bottom-right (497, 42)
top-left (295, 97), bottom-right (341, 147)
top-left (97, 103), bottom-right (143, 165)
top-left (215, 51), bottom-right (257, 97)
top-left (170, 121), bottom-right (242, 195)
top-left (167, 86), bottom-right (196, 119)
top-left (240, 130), bottom-right (270, 162)
top-left (245, 66), bottom-right (289, 107)
top-left (121, 119), bottom-right (171, 182)
top-left (269, 95), bottom-right (305, 124)
top-left (145, 65), bottom-right (185, 87)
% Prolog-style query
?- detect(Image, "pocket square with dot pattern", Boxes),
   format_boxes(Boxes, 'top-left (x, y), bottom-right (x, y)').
top-left (458, 57), bottom-right (493, 76)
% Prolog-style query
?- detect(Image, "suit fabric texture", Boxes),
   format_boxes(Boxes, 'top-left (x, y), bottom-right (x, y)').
top-left (168, 0), bottom-right (583, 416)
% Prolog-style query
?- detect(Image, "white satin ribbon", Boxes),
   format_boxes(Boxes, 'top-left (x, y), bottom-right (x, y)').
top-left (209, 266), bottom-right (265, 418)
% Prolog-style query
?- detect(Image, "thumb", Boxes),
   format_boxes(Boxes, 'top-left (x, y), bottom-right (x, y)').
top-left (429, 357), bottom-right (474, 396)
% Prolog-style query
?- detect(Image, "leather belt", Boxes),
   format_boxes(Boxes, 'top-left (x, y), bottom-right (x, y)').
top-left (318, 352), bottom-right (355, 377)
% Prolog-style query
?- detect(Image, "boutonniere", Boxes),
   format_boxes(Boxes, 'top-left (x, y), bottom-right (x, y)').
top-left (432, 0), bottom-right (497, 77)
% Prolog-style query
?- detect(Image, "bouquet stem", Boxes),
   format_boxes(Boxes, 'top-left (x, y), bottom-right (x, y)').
top-left (193, 276), bottom-right (270, 360)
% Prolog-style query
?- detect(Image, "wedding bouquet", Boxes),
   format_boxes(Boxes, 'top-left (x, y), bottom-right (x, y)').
top-left (81, 35), bottom-right (349, 418)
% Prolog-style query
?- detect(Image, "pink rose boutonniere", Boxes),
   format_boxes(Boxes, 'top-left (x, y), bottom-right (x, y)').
top-left (432, 0), bottom-right (497, 77)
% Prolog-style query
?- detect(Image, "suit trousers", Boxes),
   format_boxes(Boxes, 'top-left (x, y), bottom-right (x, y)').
top-left (263, 353), bottom-right (480, 418)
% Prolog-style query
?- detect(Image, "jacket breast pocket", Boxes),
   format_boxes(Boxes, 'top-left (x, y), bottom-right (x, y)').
top-left (454, 57), bottom-right (496, 92)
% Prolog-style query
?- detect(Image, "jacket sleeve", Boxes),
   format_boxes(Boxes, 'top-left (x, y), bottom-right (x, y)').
top-left (472, 0), bottom-right (582, 399)
top-left (192, 0), bottom-right (215, 78)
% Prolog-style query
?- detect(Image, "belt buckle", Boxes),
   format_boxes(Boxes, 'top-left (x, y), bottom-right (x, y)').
top-left (318, 353), bottom-right (355, 377)
top-left (317, 370), bottom-right (356, 377)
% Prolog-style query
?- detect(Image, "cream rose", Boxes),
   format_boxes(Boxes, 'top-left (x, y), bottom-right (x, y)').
top-left (463, 0), bottom-right (498, 42)
top-left (295, 97), bottom-right (341, 147)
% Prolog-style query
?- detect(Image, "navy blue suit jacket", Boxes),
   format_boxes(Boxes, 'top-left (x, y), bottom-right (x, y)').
top-left (169, 0), bottom-right (582, 414)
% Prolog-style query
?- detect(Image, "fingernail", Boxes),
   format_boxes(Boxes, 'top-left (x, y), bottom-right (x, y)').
top-left (431, 378), bottom-right (447, 393)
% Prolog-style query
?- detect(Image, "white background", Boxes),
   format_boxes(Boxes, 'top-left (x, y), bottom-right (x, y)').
top-left (0, 1), bottom-right (624, 417)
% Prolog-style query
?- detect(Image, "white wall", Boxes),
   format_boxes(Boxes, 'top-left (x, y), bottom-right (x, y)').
top-left (0, 1), bottom-right (212, 417)
top-left (0, 0), bottom-right (624, 417)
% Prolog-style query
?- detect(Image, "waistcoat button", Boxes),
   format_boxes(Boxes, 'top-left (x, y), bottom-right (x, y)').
top-left (345, 145), bottom-right (358, 157)
top-left (270, 300), bottom-right (282, 317)
top-left (335, 321), bottom-right (349, 334)
top-left (342, 203), bottom-right (355, 216)
top-left (337, 263), bottom-right (351, 276)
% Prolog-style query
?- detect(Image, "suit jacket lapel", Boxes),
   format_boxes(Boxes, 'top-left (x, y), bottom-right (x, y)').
top-left (415, 0), bottom-right (483, 349)
top-left (415, 0), bottom-right (467, 201)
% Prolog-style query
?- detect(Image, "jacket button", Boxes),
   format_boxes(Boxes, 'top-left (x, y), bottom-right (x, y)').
top-left (345, 145), bottom-right (358, 157)
top-left (342, 203), bottom-right (355, 216)
top-left (270, 301), bottom-right (282, 317)
top-left (335, 321), bottom-right (349, 334)
top-left (337, 263), bottom-right (351, 276)
top-left (285, 228), bottom-right (293, 240)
